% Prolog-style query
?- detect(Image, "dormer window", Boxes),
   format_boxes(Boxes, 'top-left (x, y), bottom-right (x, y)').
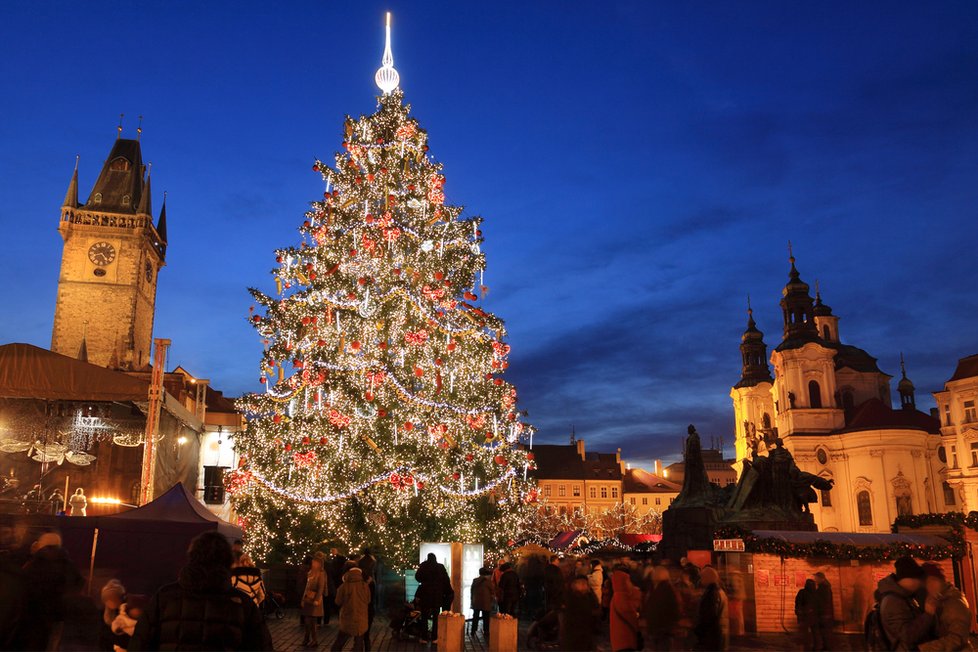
top-left (109, 157), bottom-right (131, 171)
top-left (93, 193), bottom-right (102, 204)
top-left (122, 194), bottom-right (131, 206)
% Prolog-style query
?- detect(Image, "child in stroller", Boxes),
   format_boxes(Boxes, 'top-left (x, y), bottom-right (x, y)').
top-left (390, 599), bottom-right (427, 641)
top-left (261, 590), bottom-right (285, 620)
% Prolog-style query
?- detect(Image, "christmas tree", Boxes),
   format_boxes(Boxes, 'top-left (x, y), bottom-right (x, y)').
top-left (229, 16), bottom-right (536, 566)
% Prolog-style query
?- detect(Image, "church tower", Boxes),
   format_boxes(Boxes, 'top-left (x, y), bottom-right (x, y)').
top-left (730, 299), bottom-right (776, 467)
top-left (51, 127), bottom-right (167, 370)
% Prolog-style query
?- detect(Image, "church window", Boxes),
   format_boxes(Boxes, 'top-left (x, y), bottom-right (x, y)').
top-left (943, 482), bottom-right (956, 506)
top-left (965, 400), bottom-right (977, 424)
top-left (951, 445), bottom-right (958, 469)
top-left (938, 446), bottom-right (947, 464)
top-left (816, 449), bottom-right (828, 465)
top-left (857, 491), bottom-right (873, 526)
top-left (822, 325), bottom-right (830, 340)
top-left (808, 381), bottom-right (822, 408)
top-left (122, 194), bottom-right (131, 206)
top-left (589, 487), bottom-right (596, 499)
top-left (820, 488), bottom-right (832, 507)
top-left (970, 442), bottom-right (978, 467)
top-left (558, 485), bottom-right (565, 497)
top-left (93, 192), bottom-right (102, 204)
top-left (944, 404), bottom-right (952, 426)
top-left (600, 487), bottom-right (608, 499)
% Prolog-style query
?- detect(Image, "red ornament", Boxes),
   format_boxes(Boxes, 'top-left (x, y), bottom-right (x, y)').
top-left (494, 455), bottom-right (506, 466)
top-left (317, 339), bottom-right (326, 347)
top-left (452, 472), bottom-right (461, 480)
top-left (526, 452), bottom-right (535, 461)
top-left (376, 137), bottom-right (384, 144)
top-left (434, 271), bottom-right (444, 281)
top-left (273, 414), bottom-right (282, 424)
top-left (259, 377), bottom-right (267, 384)
top-left (309, 272), bottom-right (317, 280)
top-left (465, 453), bottom-right (474, 462)
top-left (319, 437), bottom-right (328, 445)
top-left (378, 342), bottom-right (388, 350)
top-left (403, 475), bottom-right (414, 485)
top-left (349, 249), bottom-right (358, 257)
top-left (464, 292), bottom-right (478, 301)
top-left (414, 367), bottom-right (424, 377)
top-left (284, 443), bottom-right (292, 451)
top-left (312, 164), bottom-right (319, 171)
top-left (416, 481), bottom-right (425, 490)
top-left (378, 409), bottom-right (387, 418)
top-left (494, 379), bottom-right (504, 386)
top-left (393, 268), bottom-right (402, 276)
top-left (365, 391), bottom-right (374, 402)
top-left (404, 422), bottom-right (414, 431)
top-left (276, 256), bottom-right (283, 263)
top-left (302, 436), bottom-right (310, 445)
top-left (447, 342), bottom-right (456, 352)
top-left (351, 341), bottom-right (361, 351)
top-left (252, 315), bottom-right (261, 322)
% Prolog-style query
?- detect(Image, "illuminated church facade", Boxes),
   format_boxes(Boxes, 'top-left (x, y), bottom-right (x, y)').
top-left (730, 254), bottom-right (951, 532)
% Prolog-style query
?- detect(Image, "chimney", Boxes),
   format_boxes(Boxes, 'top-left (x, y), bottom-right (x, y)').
top-left (576, 438), bottom-right (585, 460)
top-left (654, 459), bottom-right (663, 477)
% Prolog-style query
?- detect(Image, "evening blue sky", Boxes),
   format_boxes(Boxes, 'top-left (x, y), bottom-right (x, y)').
top-left (1, 2), bottom-right (976, 465)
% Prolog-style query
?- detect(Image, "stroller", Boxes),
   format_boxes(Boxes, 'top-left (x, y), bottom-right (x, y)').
top-left (261, 590), bottom-right (285, 620)
top-left (390, 600), bottom-right (427, 641)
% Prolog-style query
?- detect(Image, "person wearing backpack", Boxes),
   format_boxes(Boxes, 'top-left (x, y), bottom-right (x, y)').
top-left (873, 556), bottom-right (935, 651)
top-left (918, 563), bottom-right (973, 652)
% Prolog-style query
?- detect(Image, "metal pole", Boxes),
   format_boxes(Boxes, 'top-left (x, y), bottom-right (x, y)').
top-left (139, 338), bottom-right (170, 505)
top-left (87, 527), bottom-right (99, 595)
top-left (63, 475), bottom-right (69, 513)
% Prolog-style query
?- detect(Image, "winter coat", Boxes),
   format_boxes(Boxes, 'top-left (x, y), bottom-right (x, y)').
top-left (415, 558), bottom-right (452, 610)
top-left (22, 544), bottom-right (83, 624)
top-left (326, 555), bottom-right (346, 594)
top-left (560, 589), bottom-right (601, 652)
top-left (301, 568), bottom-right (326, 618)
top-left (128, 563), bottom-right (272, 651)
top-left (644, 579), bottom-right (681, 638)
top-left (471, 576), bottom-right (494, 612)
top-left (694, 583), bottom-right (729, 651)
top-left (795, 586), bottom-right (817, 626)
top-left (358, 554), bottom-right (377, 583)
top-left (69, 492), bottom-right (87, 516)
top-left (814, 582), bottom-right (833, 624)
top-left (609, 569), bottom-right (642, 651)
top-left (587, 565), bottom-right (604, 603)
top-left (543, 564), bottom-right (565, 607)
top-left (335, 569), bottom-right (371, 636)
top-left (230, 566), bottom-right (266, 608)
top-left (919, 584), bottom-right (974, 652)
top-left (876, 574), bottom-right (934, 652)
top-left (499, 568), bottom-right (522, 607)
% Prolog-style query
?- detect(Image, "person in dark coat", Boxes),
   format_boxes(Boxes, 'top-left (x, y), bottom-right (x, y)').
top-left (415, 552), bottom-right (452, 643)
top-left (693, 567), bottom-right (728, 651)
top-left (560, 576), bottom-right (601, 652)
top-left (21, 531), bottom-right (83, 651)
top-left (644, 566), bottom-right (680, 652)
top-left (498, 562), bottom-right (522, 617)
top-left (876, 556), bottom-right (934, 652)
top-left (543, 555), bottom-right (565, 612)
top-left (813, 572), bottom-right (834, 650)
top-left (326, 548), bottom-right (347, 621)
top-left (470, 567), bottom-right (494, 639)
top-left (795, 579), bottom-right (817, 651)
top-left (357, 547), bottom-right (377, 648)
top-left (128, 531), bottom-right (272, 652)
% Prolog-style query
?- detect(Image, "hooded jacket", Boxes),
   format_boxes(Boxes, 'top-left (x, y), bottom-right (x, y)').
top-left (918, 584), bottom-right (973, 652)
top-left (335, 568), bottom-right (371, 636)
top-left (128, 563), bottom-right (272, 651)
top-left (876, 574), bottom-right (933, 652)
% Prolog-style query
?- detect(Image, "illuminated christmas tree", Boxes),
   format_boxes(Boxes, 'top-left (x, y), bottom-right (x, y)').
top-left (229, 15), bottom-right (536, 565)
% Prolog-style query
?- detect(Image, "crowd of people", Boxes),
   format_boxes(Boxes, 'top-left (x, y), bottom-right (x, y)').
top-left (296, 546), bottom-right (378, 651)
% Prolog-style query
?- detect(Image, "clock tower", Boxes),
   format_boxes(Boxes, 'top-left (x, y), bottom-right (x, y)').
top-left (51, 130), bottom-right (167, 370)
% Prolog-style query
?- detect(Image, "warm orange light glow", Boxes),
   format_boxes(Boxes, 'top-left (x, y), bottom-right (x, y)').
top-left (90, 496), bottom-right (122, 505)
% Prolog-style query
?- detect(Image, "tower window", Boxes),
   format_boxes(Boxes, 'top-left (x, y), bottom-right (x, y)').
top-left (857, 490), bottom-right (873, 526)
top-left (109, 157), bottom-right (131, 171)
top-left (93, 193), bottom-right (102, 204)
top-left (822, 325), bottom-right (830, 340)
top-left (122, 194), bottom-right (131, 206)
top-left (808, 380), bottom-right (822, 409)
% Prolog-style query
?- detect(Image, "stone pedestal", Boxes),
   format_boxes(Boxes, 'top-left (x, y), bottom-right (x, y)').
top-left (660, 506), bottom-right (718, 561)
top-left (489, 615), bottom-right (518, 652)
top-left (437, 612), bottom-right (465, 652)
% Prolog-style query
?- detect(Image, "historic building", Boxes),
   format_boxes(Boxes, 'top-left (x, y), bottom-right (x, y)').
top-left (0, 128), bottom-right (241, 517)
top-left (730, 253), bottom-right (948, 532)
top-left (934, 354), bottom-right (978, 511)
top-left (52, 131), bottom-right (167, 370)
top-left (532, 439), bottom-right (623, 516)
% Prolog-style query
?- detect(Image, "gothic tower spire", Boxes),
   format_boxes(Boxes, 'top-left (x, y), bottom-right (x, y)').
top-left (898, 353), bottom-right (916, 410)
top-left (63, 156), bottom-right (79, 209)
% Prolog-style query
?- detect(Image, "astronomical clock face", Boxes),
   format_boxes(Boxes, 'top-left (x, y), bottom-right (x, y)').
top-left (88, 241), bottom-right (116, 266)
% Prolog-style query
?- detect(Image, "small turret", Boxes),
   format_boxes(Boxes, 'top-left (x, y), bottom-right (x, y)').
top-left (778, 243), bottom-right (819, 346)
top-left (813, 281), bottom-right (841, 343)
top-left (898, 353), bottom-right (916, 410)
top-left (736, 296), bottom-right (773, 388)
top-left (63, 156), bottom-right (79, 209)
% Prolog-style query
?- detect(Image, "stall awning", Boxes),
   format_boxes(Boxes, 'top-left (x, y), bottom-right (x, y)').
top-left (0, 343), bottom-right (149, 402)
top-left (751, 530), bottom-right (950, 547)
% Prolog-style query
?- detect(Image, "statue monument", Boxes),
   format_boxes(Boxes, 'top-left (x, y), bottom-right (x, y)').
top-left (660, 427), bottom-right (830, 559)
